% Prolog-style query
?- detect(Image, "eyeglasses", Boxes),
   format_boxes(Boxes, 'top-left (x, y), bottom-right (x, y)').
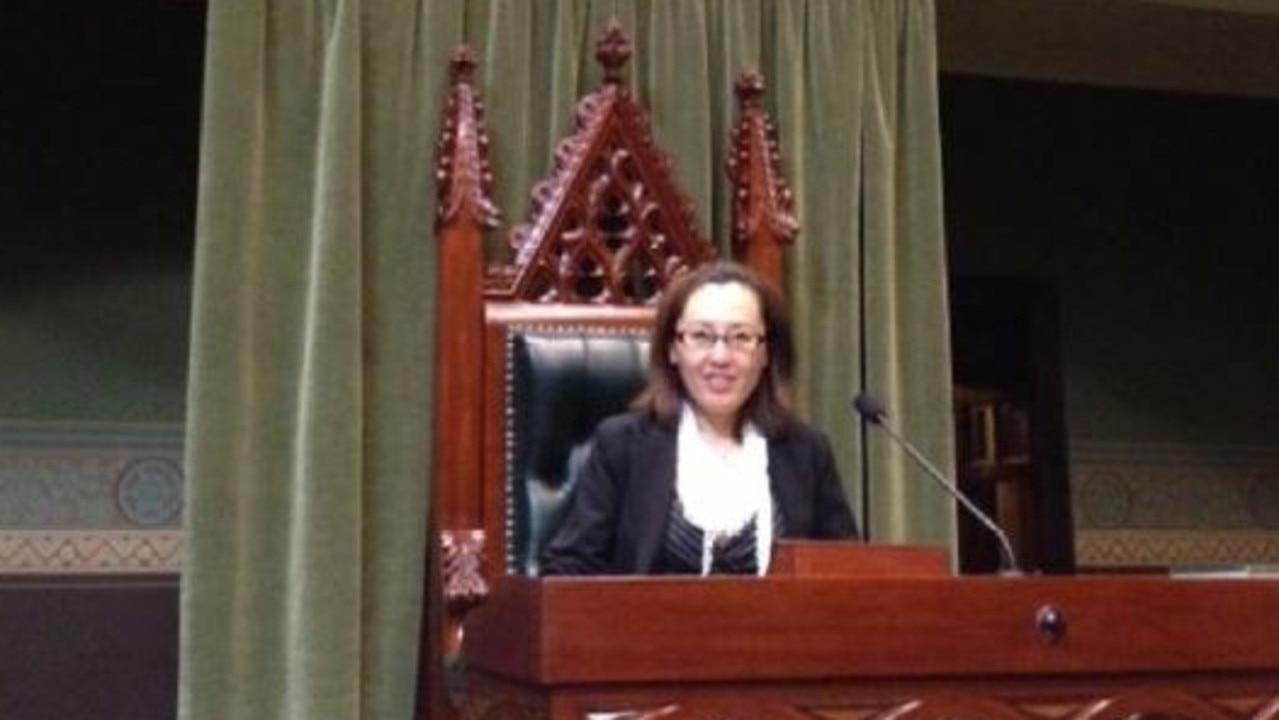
top-left (675, 328), bottom-right (766, 353)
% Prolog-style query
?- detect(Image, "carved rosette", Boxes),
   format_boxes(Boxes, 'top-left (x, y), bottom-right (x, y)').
top-left (728, 71), bottom-right (799, 249)
top-left (487, 22), bottom-right (713, 305)
top-left (436, 46), bottom-right (501, 232)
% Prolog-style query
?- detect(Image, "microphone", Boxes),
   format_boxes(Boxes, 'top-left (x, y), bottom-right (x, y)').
top-left (853, 393), bottom-right (1022, 576)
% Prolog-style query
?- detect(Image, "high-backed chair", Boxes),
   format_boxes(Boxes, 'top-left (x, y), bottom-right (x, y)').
top-left (424, 21), bottom-right (801, 719)
top-left (504, 329), bottom-right (650, 576)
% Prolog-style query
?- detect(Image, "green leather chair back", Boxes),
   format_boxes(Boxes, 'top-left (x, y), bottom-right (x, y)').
top-left (506, 330), bottom-right (650, 575)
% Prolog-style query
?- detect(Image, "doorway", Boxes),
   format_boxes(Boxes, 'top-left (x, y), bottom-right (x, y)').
top-left (949, 277), bottom-right (1074, 574)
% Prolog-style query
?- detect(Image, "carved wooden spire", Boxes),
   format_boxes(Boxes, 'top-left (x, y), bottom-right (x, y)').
top-left (433, 46), bottom-right (500, 673)
top-left (728, 71), bottom-right (799, 290)
top-left (436, 45), bottom-right (501, 232)
top-left (486, 21), bottom-right (714, 304)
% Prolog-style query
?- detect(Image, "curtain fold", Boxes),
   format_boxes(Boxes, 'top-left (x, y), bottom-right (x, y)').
top-left (856, 0), bottom-right (955, 545)
top-left (181, 0), bottom-right (440, 718)
top-left (181, 1), bottom-right (948, 718)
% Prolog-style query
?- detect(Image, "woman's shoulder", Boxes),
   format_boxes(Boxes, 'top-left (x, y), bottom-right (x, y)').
top-left (768, 418), bottom-right (834, 451)
top-left (589, 411), bottom-right (677, 470)
top-left (595, 410), bottom-right (671, 440)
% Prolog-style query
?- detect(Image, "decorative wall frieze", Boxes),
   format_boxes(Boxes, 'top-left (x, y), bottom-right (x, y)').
top-left (0, 529), bottom-right (182, 574)
top-left (1071, 440), bottom-right (1279, 567)
top-left (1076, 528), bottom-right (1279, 569)
top-left (0, 420), bottom-right (183, 574)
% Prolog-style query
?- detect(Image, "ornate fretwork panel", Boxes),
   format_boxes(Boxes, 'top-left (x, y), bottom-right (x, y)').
top-left (485, 21), bottom-right (714, 305)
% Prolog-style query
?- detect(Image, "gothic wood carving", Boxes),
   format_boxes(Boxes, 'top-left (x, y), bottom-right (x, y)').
top-left (485, 20), bottom-right (715, 305)
top-left (434, 43), bottom-right (501, 560)
top-left (728, 70), bottom-right (799, 291)
top-left (431, 47), bottom-right (501, 720)
top-left (436, 46), bottom-right (501, 234)
top-left (440, 529), bottom-right (489, 642)
top-left (437, 529), bottom-right (488, 716)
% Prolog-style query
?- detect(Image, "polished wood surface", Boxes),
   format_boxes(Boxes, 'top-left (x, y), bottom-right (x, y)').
top-left (430, 51), bottom-right (502, 720)
top-left (459, 573), bottom-right (1279, 720)
top-left (434, 45), bottom-right (500, 545)
top-left (466, 574), bottom-right (1279, 683)
top-left (770, 540), bottom-right (950, 578)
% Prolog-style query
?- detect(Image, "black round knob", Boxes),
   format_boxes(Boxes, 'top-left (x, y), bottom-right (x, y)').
top-left (1035, 605), bottom-right (1066, 644)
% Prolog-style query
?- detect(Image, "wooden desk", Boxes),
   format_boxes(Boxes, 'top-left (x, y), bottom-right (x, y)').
top-left (459, 573), bottom-right (1279, 720)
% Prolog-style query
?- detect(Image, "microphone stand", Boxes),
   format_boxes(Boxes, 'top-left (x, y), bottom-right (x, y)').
top-left (855, 395), bottom-right (1023, 577)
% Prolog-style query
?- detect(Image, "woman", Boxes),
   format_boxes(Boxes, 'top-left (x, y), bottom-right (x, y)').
top-left (540, 261), bottom-right (859, 576)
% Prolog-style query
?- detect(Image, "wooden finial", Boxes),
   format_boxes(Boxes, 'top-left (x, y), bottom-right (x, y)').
top-left (436, 44), bottom-right (500, 232)
top-left (449, 45), bottom-right (477, 84)
top-left (728, 70), bottom-right (798, 288)
top-left (596, 19), bottom-right (632, 84)
top-left (735, 70), bottom-right (766, 109)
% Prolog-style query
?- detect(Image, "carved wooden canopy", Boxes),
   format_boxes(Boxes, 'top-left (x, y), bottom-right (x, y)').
top-left (484, 21), bottom-right (716, 305)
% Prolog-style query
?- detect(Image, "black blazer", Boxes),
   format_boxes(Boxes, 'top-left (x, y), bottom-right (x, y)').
top-left (540, 411), bottom-right (859, 575)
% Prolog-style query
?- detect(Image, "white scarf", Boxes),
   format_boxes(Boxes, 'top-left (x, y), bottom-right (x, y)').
top-left (675, 404), bottom-right (773, 575)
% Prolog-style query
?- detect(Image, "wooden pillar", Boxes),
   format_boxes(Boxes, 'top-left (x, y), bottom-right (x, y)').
top-left (423, 46), bottom-right (500, 720)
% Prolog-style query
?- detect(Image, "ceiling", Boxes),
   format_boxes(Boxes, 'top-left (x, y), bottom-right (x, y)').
top-left (936, 0), bottom-right (1279, 98)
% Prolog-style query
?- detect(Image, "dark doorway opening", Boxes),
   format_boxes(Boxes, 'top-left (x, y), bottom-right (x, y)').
top-left (950, 277), bottom-right (1074, 574)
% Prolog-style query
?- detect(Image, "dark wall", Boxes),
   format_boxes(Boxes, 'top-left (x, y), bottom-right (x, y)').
top-left (942, 74), bottom-right (1279, 447)
top-left (0, 2), bottom-right (203, 718)
top-left (0, 0), bottom-right (202, 421)
top-left (941, 75), bottom-right (1279, 567)
top-left (0, 578), bottom-right (180, 720)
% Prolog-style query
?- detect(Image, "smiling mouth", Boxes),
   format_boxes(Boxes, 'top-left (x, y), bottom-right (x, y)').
top-left (704, 375), bottom-right (736, 392)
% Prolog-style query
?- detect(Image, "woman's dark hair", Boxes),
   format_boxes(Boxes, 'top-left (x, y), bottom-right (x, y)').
top-left (632, 260), bottom-right (797, 438)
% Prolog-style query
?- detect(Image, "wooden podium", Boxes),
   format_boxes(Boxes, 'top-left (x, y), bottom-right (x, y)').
top-left (455, 544), bottom-right (1279, 720)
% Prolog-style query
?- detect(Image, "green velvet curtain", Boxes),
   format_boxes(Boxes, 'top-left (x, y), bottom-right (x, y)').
top-left (180, 1), bottom-right (951, 719)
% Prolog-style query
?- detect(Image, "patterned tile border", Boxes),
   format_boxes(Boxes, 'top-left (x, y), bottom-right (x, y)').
top-left (1076, 528), bottom-right (1279, 568)
top-left (0, 529), bottom-right (183, 574)
top-left (1072, 440), bottom-right (1279, 568)
top-left (1071, 440), bottom-right (1279, 530)
top-left (0, 420), bottom-right (184, 574)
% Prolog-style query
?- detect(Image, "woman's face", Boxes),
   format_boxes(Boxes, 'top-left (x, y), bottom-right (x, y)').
top-left (669, 281), bottom-right (769, 435)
